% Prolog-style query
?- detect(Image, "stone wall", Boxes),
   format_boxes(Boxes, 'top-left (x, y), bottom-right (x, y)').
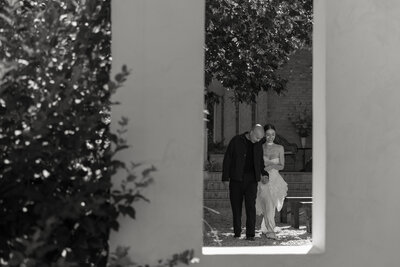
top-left (268, 48), bottom-right (313, 147)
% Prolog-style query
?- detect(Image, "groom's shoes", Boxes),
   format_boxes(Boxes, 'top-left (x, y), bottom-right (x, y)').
top-left (233, 234), bottom-right (241, 238)
top-left (246, 236), bottom-right (255, 241)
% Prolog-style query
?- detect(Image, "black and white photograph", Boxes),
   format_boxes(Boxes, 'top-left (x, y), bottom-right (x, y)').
top-left (203, 0), bottom-right (313, 248)
top-left (2, 0), bottom-right (400, 266)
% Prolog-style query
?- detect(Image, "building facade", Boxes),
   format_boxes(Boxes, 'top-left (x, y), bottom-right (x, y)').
top-left (206, 48), bottom-right (312, 170)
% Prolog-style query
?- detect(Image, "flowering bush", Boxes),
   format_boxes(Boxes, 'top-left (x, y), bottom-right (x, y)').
top-left (288, 102), bottom-right (312, 137)
top-left (0, 1), bottom-right (195, 267)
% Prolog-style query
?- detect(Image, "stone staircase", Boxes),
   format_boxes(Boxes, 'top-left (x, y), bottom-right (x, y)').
top-left (204, 153), bottom-right (312, 208)
top-left (204, 171), bottom-right (230, 208)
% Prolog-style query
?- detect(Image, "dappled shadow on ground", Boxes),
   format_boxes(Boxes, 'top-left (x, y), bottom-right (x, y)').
top-left (203, 207), bottom-right (312, 247)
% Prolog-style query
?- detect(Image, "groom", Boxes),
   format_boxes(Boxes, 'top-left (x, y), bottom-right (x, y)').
top-left (222, 124), bottom-right (269, 240)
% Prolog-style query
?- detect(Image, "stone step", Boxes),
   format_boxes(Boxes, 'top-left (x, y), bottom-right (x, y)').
top-left (204, 180), bottom-right (229, 191)
top-left (207, 153), bottom-right (299, 172)
top-left (205, 171), bottom-right (312, 182)
top-left (204, 199), bottom-right (230, 209)
top-left (203, 189), bottom-right (311, 201)
top-left (203, 172), bottom-right (312, 201)
top-left (204, 191), bottom-right (229, 199)
top-left (204, 171), bottom-right (222, 181)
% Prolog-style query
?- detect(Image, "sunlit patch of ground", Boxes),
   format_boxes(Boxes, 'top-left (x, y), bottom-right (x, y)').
top-left (203, 207), bottom-right (312, 247)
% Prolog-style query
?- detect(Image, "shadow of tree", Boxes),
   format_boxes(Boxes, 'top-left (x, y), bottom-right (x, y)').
top-left (204, 207), bottom-right (312, 247)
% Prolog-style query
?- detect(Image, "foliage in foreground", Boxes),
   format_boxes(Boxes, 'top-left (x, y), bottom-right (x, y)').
top-left (0, 0), bottom-right (194, 266)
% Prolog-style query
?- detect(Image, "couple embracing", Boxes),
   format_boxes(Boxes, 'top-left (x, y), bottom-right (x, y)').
top-left (222, 124), bottom-right (288, 241)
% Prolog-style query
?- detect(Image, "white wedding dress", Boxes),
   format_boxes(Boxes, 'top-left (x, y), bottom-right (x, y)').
top-left (256, 157), bottom-right (288, 234)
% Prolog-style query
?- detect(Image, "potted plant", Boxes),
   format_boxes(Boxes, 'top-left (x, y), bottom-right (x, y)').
top-left (288, 102), bottom-right (312, 147)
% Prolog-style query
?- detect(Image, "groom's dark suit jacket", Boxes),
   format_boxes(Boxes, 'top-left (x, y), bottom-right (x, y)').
top-left (222, 132), bottom-right (268, 182)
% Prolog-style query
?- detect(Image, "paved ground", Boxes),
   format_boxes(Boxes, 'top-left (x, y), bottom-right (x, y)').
top-left (203, 207), bottom-right (312, 247)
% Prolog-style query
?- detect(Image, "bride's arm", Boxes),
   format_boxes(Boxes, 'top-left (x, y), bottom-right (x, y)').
top-left (274, 146), bottom-right (285, 171)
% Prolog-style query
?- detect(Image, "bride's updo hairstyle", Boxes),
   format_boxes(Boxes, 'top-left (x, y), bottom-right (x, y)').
top-left (264, 124), bottom-right (276, 132)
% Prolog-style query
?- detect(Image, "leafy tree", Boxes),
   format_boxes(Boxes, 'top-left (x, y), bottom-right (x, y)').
top-left (205, 0), bottom-right (313, 103)
top-left (1, 1), bottom-right (195, 266)
top-left (1, 0), bottom-right (112, 265)
top-left (0, 1), bottom-right (158, 266)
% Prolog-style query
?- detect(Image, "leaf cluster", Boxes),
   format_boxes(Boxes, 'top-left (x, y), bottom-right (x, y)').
top-left (0, 1), bottom-right (154, 266)
top-left (205, 0), bottom-right (313, 103)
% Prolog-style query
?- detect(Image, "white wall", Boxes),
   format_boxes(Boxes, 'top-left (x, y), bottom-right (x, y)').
top-left (111, 0), bottom-right (400, 266)
top-left (109, 0), bottom-right (204, 263)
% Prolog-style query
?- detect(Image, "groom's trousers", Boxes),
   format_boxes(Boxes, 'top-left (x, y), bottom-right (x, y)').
top-left (229, 172), bottom-right (258, 237)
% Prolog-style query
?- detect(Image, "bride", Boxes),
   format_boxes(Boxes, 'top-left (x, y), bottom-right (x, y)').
top-left (256, 124), bottom-right (288, 240)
